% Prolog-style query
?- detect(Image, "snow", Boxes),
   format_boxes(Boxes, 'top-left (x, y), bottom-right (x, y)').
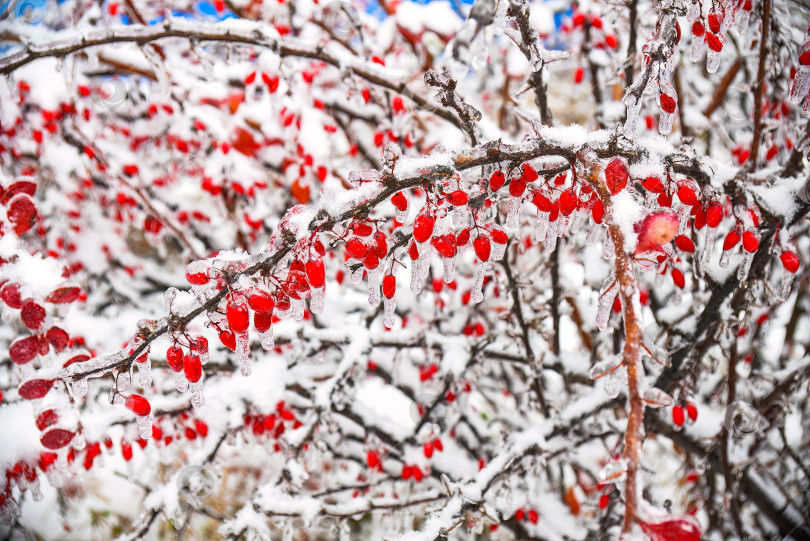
top-left (610, 190), bottom-right (643, 253)
top-left (0, 402), bottom-right (41, 472)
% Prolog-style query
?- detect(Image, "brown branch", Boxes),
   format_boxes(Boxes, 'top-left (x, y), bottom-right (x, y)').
top-left (702, 58), bottom-right (742, 117)
top-left (749, 0), bottom-right (771, 170)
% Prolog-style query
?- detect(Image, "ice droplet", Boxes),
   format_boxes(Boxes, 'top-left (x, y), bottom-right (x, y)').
top-left (642, 387), bottom-right (673, 408)
top-left (135, 357), bottom-right (152, 389)
top-left (678, 205), bottom-right (691, 234)
top-left (589, 355), bottom-right (623, 380)
top-left (310, 286), bottom-right (325, 314)
top-left (383, 298), bottom-right (396, 328)
top-left (442, 255), bottom-right (456, 283)
top-left (687, 3), bottom-right (700, 21)
top-left (117, 371), bottom-right (131, 391)
top-left (719, 250), bottom-right (732, 268)
top-left (259, 328), bottom-right (275, 351)
top-left (737, 250), bottom-right (754, 282)
top-left (237, 332), bottom-right (251, 376)
top-left (350, 265), bottom-right (364, 285)
top-left (545, 222), bottom-right (559, 252)
top-left (292, 298), bottom-right (305, 321)
top-left (506, 197), bottom-right (520, 229)
top-left (706, 49), bottom-right (721, 74)
top-left (598, 459), bottom-right (628, 484)
top-left (173, 371), bottom-right (189, 392)
top-left (491, 240), bottom-right (506, 261)
top-left (471, 262), bottom-right (487, 304)
top-left (623, 94), bottom-right (641, 138)
top-left (368, 266), bottom-right (382, 307)
top-left (137, 414), bottom-right (153, 439)
top-left (601, 236), bottom-right (614, 260)
top-left (596, 277), bottom-right (619, 330)
top-left (658, 111), bottom-right (674, 134)
top-left (190, 380), bottom-right (205, 409)
top-left (535, 211), bottom-right (549, 242)
top-left (73, 377), bottom-right (88, 398)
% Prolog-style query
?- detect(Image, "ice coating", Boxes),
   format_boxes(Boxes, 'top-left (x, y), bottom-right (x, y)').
top-left (634, 209), bottom-right (680, 256)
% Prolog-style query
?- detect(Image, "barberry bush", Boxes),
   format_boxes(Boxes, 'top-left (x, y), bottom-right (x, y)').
top-left (1, 0), bottom-right (808, 539)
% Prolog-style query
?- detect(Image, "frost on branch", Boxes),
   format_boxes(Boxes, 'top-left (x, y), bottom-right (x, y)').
top-left (1, 1), bottom-right (809, 540)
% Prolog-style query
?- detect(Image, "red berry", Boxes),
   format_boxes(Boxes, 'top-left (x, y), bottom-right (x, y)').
top-left (254, 311), bottom-right (273, 333)
top-left (707, 11), bottom-right (723, 34)
top-left (367, 451), bottom-right (381, 469)
top-left (122, 440), bottom-right (133, 461)
top-left (20, 300), bottom-right (46, 330)
top-left (642, 177), bottom-right (665, 193)
top-left (674, 235), bottom-right (696, 253)
top-left (509, 178), bottom-right (526, 197)
top-left (186, 272), bottom-right (208, 285)
top-left (801, 50), bottom-right (810, 66)
top-left (374, 232), bottom-right (388, 258)
top-left (413, 214), bottom-right (435, 243)
top-left (490, 229), bottom-right (508, 245)
top-left (660, 93), bottom-right (676, 114)
top-left (723, 231), bottom-right (740, 250)
top-left (574, 67), bottom-right (585, 83)
top-left (560, 188), bottom-right (578, 216)
top-left (382, 275), bottom-right (396, 299)
top-left (352, 222), bottom-right (373, 237)
top-left (531, 190), bottom-right (553, 212)
top-left (639, 516), bottom-right (702, 541)
top-left (521, 163), bottom-right (538, 182)
top-left (677, 184), bottom-right (699, 206)
top-left (447, 190), bottom-right (468, 206)
top-left (18, 378), bottom-right (55, 400)
top-left (780, 251), bottom-right (800, 273)
top-left (599, 493), bottom-right (610, 509)
top-left (672, 269), bottom-right (685, 289)
top-left (473, 236), bottom-right (491, 261)
top-left (707, 33), bottom-right (724, 52)
top-left (408, 240), bottom-right (419, 260)
top-left (248, 292), bottom-right (274, 313)
top-left (305, 259), bottom-right (325, 288)
top-left (706, 205), bottom-right (723, 227)
top-left (742, 231), bottom-right (759, 253)
top-left (125, 394), bottom-right (151, 416)
top-left (489, 170), bottom-right (506, 191)
top-left (423, 441), bottom-right (434, 458)
top-left (184, 354), bottom-right (202, 383)
top-left (41, 428), bottom-right (75, 450)
top-left (227, 301), bottom-right (249, 334)
top-left (692, 21), bottom-right (705, 37)
top-left (391, 192), bottom-right (408, 211)
top-left (364, 251), bottom-right (380, 269)
top-left (167, 345), bottom-right (184, 371)
top-left (528, 509), bottom-right (539, 524)
top-left (605, 159), bottom-right (629, 195)
top-left (672, 405), bottom-right (685, 426)
top-left (1, 283), bottom-right (23, 308)
top-left (392, 96), bottom-right (404, 112)
top-left (245, 71), bottom-right (256, 84)
top-left (219, 330), bottom-right (236, 351)
top-left (36, 409), bottom-right (59, 431)
top-left (346, 238), bottom-right (369, 259)
top-left (686, 403), bottom-right (698, 422)
top-left (432, 235), bottom-right (456, 258)
top-left (592, 199), bottom-right (604, 224)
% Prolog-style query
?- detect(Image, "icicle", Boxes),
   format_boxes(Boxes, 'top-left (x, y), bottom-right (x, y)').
top-left (545, 221), bottom-right (559, 252)
top-left (137, 414), bottom-right (153, 440)
top-left (642, 387), bottom-right (673, 408)
top-left (596, 277), bottom-right (619, 330)
top-left (196, 341), bottom-right (209, 365)
top-left (589, 355), bottom-right (623, 380)
top-left (698, 228), bottom-right (715, 276)
top-left (706, 50), bottom-right (721, 74)
top-left (310, 286), bottom-right (325, 314)
top-left (383, 298), bottom-right (396, 328)
top-left (585, 223), bottom-right (601, 245)
top-left (803, 92), bottom-right (810, 116)
top-left (442, 255), bottom-right (456, 283)
top-left (601, 236), bottom-right (614, 260)
top-left (557, 215), bottom-right (571, 238)
top-left (136, 358), bottom-right (152, 388)
top-left (737, 9), bottom-right (751, 39)
top-left (471, 262), bottom-right (487, 304)
top-left (368, 266), bottom-right (382, 307)
top-left (623, 94), bottom-right (641, 138)
top-left (686, 3), bottom-right (700, 21)
top-left (678, 205), bottom-right (691, 234)
top-left (173, 371), bottom-right (189, 392)
top-left (237, 332), bottom-right (251, 376)
top-left (73, 377), bottom-right (88, 398)
top-left (395, 204), bottom-right (409, 223)
top-left (719, 249), bottom-right (732, 268)
top-left (453, 206), bottom-right (471, 227)
top-left (506, 198), bottom-right (520, 229)
top-left (535, 211), bottom-right (549, 242)
top-left (259, 328), bottom-right (275, 351)
top-left (190, 380), bottom-right (205, 409)
top-left (350, 266), bottom-right (364, 285)
top-left (598, 459), bottom-right (628, 484)
top-left (292, 298), bottom-right (305, 321)
top-left (491, 241), bottom-right (506, 261)
top-left (410, 264), bottom-right (423, 294)
top-left (737, 251), bottom-right (754, 282)
top-left (117, 371), bottom-right (131, 391)
top-left (659, 112), bottom-right (674, 134)
top-left (1, 497), bottom-right (21, 524)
